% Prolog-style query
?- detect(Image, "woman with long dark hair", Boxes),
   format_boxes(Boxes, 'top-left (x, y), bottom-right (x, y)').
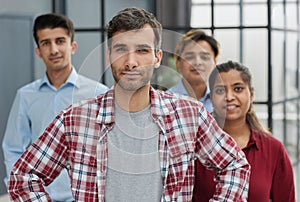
top-left (193, 60), bottom-right (295, 202)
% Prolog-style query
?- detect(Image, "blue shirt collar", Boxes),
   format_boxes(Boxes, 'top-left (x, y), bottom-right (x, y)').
top-left (39, 67), bottom-right (79, 90)
top-left (201, 86), bottom-right (210, 102)
top-left (178, 79), bottom-right (210, 102)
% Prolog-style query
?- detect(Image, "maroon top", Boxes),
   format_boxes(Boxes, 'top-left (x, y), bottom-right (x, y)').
top-left (193, 130), bottom-right (296, 202)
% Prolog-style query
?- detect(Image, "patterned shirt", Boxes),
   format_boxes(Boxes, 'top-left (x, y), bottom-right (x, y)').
top-left (8, 87), bottom-right (250, 202)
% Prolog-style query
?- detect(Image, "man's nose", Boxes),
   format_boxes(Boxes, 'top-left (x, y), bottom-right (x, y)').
top-left (125, 51), bottom-right (138, 70)
top-left (50, 42), bottom-right (59, 54)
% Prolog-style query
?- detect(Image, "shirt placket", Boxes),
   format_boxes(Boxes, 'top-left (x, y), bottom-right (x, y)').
top-left (155, 116), bottom-right (172, 201)
top-left (96, 125), bottom-right (110, 202)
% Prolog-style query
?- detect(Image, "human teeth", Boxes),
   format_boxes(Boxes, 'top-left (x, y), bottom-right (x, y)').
top-left (227, 105), bottom-right (236, 110)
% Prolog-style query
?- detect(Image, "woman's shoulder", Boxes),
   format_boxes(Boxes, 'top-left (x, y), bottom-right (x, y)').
top-left (253, 130), bottom-right (285, 150)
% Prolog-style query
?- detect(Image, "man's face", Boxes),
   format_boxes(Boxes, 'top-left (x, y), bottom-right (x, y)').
top-left (177, 40), bottom-right (215, 86)
top-left (35, 27), bottom-right (77, 72)
top-left (108, 24), bottom-right (162, 92)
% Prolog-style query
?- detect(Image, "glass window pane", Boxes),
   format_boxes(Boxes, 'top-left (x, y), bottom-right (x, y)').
top-left (271, 31), bottom-right (284, 102)
top-left (192, 0), bottom-right (211, 3)
top-left (244, 4), bottom-right (267, 26)
top-left (271, 3), bottom-right (284, 28)
top-left (253, 104), bottom-right (269, 130)
top-left (215, 5), bottom-right (240, 27)
top-left (214, 29), bottom-right (240, 63)
top-left (66, 0), bottom-right (101, 28)
top-left (244, 0), bottom-right (267, 2)
top-left (104, 0), bottom-right (153, 24)
top-left (286, 3), bottom-right (298, 29)
top-left (215, 0), bottom-right (239, 3)
top-left (286, 101), bottom-right (298, 161)
top-left (191, 5), bottom-right (212, 27)
top-left (75, 32), bottom-right (111, 86)
top-left (3, 0), bottom-right (51, 13)
top-left (243, 29), bottom-right (268, 102)
top-left (73, 32), bottom-right (103, 77)
top-left (286, 32), bottom-right (298, 98)
top-left (272, 104), bottom-right (284, 141)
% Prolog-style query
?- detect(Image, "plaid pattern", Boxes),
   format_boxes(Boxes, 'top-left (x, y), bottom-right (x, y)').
top-left (8, 87), bottom-right (250, 202)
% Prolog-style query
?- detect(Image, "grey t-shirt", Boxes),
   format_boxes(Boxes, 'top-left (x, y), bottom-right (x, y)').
top-left (105, 103), bottom-right (163, 202)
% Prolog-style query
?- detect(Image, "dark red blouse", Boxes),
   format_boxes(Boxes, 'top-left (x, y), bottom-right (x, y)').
top-left (192, 130), bottom-right (296, 202)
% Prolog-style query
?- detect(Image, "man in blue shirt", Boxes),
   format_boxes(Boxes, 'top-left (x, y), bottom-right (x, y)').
top-left (168, 29), bottom-right (220, 113)
top-left (2, 13), bottom-right (108, 201)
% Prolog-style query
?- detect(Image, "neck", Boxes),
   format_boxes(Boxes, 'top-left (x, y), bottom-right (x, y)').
top-left (47, 66), bottom-right (72, 89)
top-left (220, 118), bottom-right (251, 149)
top-left (182, 79), bottom-right (207, 100)
top-left (114, 84), bottom-right (151, 112)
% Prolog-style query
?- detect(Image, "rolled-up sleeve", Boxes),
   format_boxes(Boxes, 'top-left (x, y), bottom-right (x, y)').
top-left (196, 109), bottom-right (250, 201)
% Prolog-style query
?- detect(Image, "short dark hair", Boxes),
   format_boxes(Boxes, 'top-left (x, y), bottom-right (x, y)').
top-left (33, 13), bottom-right (75, 46)
top-left (106, 7), bottom-right (162, 51)
top-left (174, 29), bottom-right (220, 62)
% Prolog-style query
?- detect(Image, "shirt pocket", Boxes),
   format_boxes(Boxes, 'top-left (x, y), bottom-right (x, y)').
top-left (69, 151), bottom-right (97, 192)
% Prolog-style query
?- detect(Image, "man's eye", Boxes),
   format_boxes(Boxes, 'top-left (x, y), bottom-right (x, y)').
top-left (57, 39), bottom-right (65, 44)
top-left (184, 55), bottom-right (195, 61)
top-left (116, 48), bottom-right (126, 53)
top-left (200, 54), bottom-right (211, 61)
top-left (41, 41), bottom-right (49, 46)
top-left (137, 48), bottom-right (149, 53)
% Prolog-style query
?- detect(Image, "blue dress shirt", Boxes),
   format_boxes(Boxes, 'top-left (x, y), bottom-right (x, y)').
top-left (167, 79), bottom-right (213, 113)
top-left (2, 68), bottom-right (109, 202)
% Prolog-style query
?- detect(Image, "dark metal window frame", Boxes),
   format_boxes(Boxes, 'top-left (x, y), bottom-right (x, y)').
top-left (194, 0), bottom-right (300, 165)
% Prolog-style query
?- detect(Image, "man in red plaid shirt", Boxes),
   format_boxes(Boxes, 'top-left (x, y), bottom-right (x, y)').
top-left (8, 7), bottom-right (250, 202)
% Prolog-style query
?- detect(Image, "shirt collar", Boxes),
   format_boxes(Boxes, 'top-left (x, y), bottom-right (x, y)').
top-left (177, 80), bottom-right (189, 96)
top-left (201, 87), bottom-right (211, 102)
top-left (96, 86), bottom-right (171, 125)
top-left (150, 86), bottom-right (171, 118)
top-left (39, 67), bottom-right (79, 90)
top-left (244, 129), bottom-right (259, 150)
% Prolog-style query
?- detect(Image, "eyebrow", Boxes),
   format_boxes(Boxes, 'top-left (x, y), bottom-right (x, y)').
top-left (112, 43), bottom-right (153, 50)
top-left (232, 82), bottom-right (245, 86)
top-left (112, 43), bottom-right (126, 49)
top-left (39, 37), bottom-right (66, 44)
top-left (136, 44), bottom-right (152, 49)
top-left (183, 50), bottom-right (210, 55)
top-left (214, 81), bottom-right (245, 88)
top-left (214, 84), bottom-right (225, 89)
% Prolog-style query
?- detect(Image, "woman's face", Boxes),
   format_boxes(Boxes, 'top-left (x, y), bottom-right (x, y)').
top-left (211, 69), bottom-right (253, 123)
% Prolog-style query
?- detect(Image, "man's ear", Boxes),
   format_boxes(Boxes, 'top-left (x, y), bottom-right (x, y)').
top-left (35, 47), bottom-right (42, 58)
top-left (176, 59), bottom-right (182, 73)
top-left (71, 41), bottom-right (78, 55)
top-left (106, 49), bottom-right (111, 67)
top-left (154, 50), bottom-right (163, 68)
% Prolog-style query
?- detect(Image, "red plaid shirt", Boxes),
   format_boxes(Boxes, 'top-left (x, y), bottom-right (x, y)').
top-left (8, 87), bottom-right (250, 201)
